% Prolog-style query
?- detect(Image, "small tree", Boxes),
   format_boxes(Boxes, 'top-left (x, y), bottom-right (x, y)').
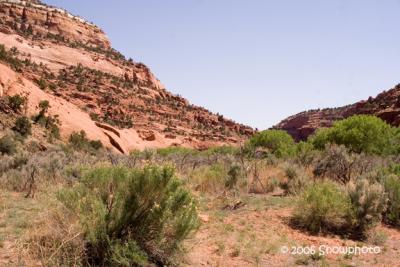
top-left (8, 94), bottom-right (27, 113)
top-left (248, 129), bottom-right (295, 158)
top-left (33, 100), bottom-right (60, 141)
top-left (309, 115), bottom-right (398, 155)
top-left (13, 116), bottom-right (32, 137)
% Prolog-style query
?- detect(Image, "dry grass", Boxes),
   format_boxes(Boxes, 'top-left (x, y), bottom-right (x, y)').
top-left (0, 189), bottom-right (84, 267)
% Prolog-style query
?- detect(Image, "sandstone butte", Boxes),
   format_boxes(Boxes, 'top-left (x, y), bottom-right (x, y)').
top-left (0, 0), bottom-right (254, 153)
top-left (275, 84), bottom-right (400, 141)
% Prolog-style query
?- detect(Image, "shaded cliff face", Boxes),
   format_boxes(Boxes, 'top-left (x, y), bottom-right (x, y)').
top-left (275, 84), bottom-right (400, 141)
top-left (0, 0), bottom-right (254, 153)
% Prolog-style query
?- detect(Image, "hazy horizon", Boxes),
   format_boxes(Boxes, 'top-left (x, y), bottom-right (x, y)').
top-left (44, 0), bottom-right (400, 130)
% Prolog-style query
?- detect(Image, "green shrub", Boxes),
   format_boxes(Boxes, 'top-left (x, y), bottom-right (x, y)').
top-left (284, 165), bottom-right (298, 180)
top-left (13, 116), bottom-right (32, 137)
top-left (0, 135), bottom-right (17, 155)
top-left (58, 165), bottom-right (199, 266)
top-left (47, 120), bottom-right (61, 141)
top-left (295, 141), bottom-right (317, 167)
top-left (39, 100), bottom-right (50, 112)
top-left (309, 127), bottom-right (330, 151)
top-left (225, 164), bottom-right (241, 190)
top-left (347, 178), bottom-right (387, 238)
top-left (33, 100), bottom-right (60, 141)
top-left (157, 147), bottom-right (195, 157)
top-left (89, 140), bottom-right (103, 150)
top-left (142, 148), bottom-right (156, 161)
top-left (248, 129), bottom-right (295, 158)
top-left (69, 131), bottom-right (102, 153)
top-left (109, 240), bottom-right (148, 266)
top-left (7, 94), bottom-right (26, 113)
top-left (37, 78), bottom-right (47, 90)
top-left (292, 181), bottom-right (351, 234)
top-left (283, 166), bottom-right (311, 195)
top-left (309, 115), bottom-right (398, 155)
top-left (383, 175), bottom-right (400, 227)
top-left (190, 163), bottom-right (227, 193)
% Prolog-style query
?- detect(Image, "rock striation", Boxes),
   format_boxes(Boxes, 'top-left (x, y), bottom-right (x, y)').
top-left (0, 0), bottom-right (254, 153)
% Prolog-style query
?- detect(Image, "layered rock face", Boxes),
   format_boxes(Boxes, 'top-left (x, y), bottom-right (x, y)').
top-left (0, 0), bottom-right (254, 153)
top-left (0, 0), bottom-right (110, 48)
top-left (275, 84), bottom-right (400, 141)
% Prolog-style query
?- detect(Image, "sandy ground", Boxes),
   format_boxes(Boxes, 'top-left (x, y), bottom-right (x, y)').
top-left (183, 195), bottom-right (400, 267)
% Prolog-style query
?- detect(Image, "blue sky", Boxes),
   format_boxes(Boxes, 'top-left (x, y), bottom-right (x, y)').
top-left (44, 0), bottom-right (400, 129)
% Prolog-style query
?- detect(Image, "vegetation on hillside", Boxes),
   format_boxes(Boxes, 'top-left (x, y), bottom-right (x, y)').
top-left (2, 94), bottom-right (400, 266)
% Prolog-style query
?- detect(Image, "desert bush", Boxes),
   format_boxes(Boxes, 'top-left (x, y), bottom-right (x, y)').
top-left (58, 165), bottom-right (199, 266)
top-left (142, 148), bottom-right (156, 161)
top-left (284, 165), bottom-right (298, 180)
top-left (0, 155), bottom-right (15, 174)
top-left (347, 178), bottom-right (387, 238)
top-left (313, 145), bottom-right (382, 184)
top-left (37, 78), bottom-right (47, 90)
top-left (313, 145), bottom-right (357, 183)
top-left (294, 141), bottom-right (317, 167)
top-left (69, 130), bottom-right (103, 153)
top-left (33, 100), bottom-right (61, 141)
top-left (37, 150), bottom-right (69, 182)
top-left (0, 153), bottom-right (28, 173)
top-left (292, 181), bottom-right (351, 234)
top-left (309, 115), bottom-right (398, 155)
top-left (7, 94), bottom-right (26, 113)
top-left (156, 147), bottom-right (198, 171)
top-left (0, 162), bottom-right (31, 191)
top-left (0, 149), bottom-right (70, 192)
top-left (283, 165), bottom-right (312, 195)
top-left (0, 135), bottom-right (17, 155)
top-left (13, 116), bottom-right (32, 137)
top-left (190, 163), bottom-right (227, 193)
top-left (248, 129), bottom-right (295, 158)
top-left (89, 140), bottom-right (103, 150)
top-left (383, 174), bottom-right (400, 227)
top-left (0, 156), bottom-right (27, 191)
top-left (225, 164), bottom-right (242, 190)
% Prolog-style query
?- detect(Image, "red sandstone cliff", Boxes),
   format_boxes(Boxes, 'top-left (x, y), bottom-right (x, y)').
top-left (0, 0), bottom-right (254, 153)
top-left (275, 84), bottom-right (400, 141)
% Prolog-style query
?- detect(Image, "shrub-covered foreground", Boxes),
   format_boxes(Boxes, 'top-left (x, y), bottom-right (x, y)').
top-left (58, 165), bottom-right (199, 266)
top-left (292, 178), bottom-right (387, 239)
top-left (4, 106), bottom-right (400, 265)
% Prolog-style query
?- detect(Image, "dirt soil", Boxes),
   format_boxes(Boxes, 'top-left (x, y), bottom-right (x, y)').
top-left (183, 194), bottom-right (400, 267)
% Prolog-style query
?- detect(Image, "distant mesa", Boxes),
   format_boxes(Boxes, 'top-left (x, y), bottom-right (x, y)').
top-left (275, 84), bottom-right (400, 141)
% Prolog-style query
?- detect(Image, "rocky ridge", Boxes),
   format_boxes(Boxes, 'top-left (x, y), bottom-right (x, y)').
top-left (275, 84), bottom-right (400, 141)
top-left (0, 0), bottom-right (254, 153)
